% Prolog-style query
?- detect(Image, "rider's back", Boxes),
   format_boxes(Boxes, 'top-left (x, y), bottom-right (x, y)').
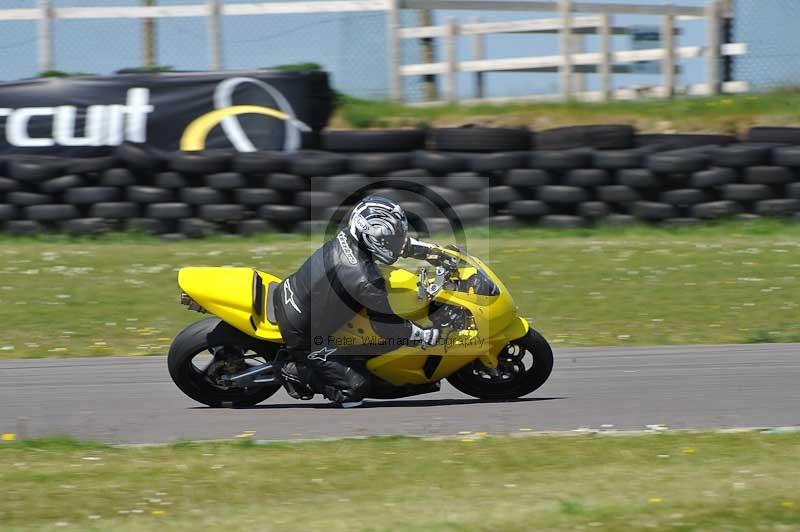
top-left (276, 230), bottom-right (389, 347)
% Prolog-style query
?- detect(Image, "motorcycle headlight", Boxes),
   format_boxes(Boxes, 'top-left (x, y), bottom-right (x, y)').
top-left (459, 268), bottom-right (499, 296)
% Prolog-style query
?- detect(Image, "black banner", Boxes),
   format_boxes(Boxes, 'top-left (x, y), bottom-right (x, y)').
top-left (0, 70), bottom-right (335, 157)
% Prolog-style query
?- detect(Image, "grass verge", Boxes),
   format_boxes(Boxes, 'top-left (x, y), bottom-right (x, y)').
top-left (1, 432), bottom-right (798, 531)
top-left (333, 90), bottom-right (800, 133)
top-left (1, 220), bottom-right (799, 359)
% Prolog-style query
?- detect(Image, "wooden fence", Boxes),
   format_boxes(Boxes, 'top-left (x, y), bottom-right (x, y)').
top-left (0, 0), bottom-right (746, 103)
top-left (388, 0), bottom-right (747, 103)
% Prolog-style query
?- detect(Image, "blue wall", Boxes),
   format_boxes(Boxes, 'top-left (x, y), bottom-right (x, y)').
top-left (733, 0), bottom-right (800, 90)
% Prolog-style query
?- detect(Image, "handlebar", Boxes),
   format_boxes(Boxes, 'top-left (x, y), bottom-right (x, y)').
top-left (417, 267), bottom-right (427, 301)
top-left (417, 261), bottom-right (456, 301)
top-left (415, 246), bottom-right (462, 301)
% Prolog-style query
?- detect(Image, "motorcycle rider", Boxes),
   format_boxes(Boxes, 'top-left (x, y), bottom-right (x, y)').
top-left (272, 196), bottom-right (449, 408)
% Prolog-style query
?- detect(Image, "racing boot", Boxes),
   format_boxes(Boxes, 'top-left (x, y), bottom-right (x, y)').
top-left (336, 401), bottom-right (364, 408)
top-left (279, 361), bottom-right (315, 400)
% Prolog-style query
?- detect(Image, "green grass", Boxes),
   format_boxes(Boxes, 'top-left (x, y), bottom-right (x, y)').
top-left (1, 432), bottom-right (798, 531)
top-left (1, 220), bottom-right (799, 359)
top-left (333, 90), bottom-right (800, 133)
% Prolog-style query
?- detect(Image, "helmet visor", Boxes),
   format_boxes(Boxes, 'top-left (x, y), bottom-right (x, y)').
top-left (368, 233), bottom-right (407, 264)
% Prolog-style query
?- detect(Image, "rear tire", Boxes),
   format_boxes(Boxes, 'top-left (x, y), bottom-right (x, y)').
top-left (447, 329), bottom-right (553, 400)
top-left (167, 318), bottom-right (281, 407)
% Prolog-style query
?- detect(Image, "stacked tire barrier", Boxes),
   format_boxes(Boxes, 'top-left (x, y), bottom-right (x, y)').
top-left (1, 125), bottom-right (800, 238)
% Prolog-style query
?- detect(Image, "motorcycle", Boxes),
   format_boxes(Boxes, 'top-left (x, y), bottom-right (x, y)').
top-left (168, 245), bottom-right (553, 407)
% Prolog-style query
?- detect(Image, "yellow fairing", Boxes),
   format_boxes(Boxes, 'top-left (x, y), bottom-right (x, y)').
top-left (365, 251), bottom-right (530, 386)
top-left (177, 250), bottom-right (530, 386)
top-left (178, 267), bottom-right (284, 342)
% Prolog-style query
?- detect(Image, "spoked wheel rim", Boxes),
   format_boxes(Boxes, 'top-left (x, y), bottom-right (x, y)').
top-left (168, 318), bottom-right (283, 408)
top-left (468, 340), bottom-right (537, 388)
top-left (187, 345), bottom-right (275, 397)
top-left (446, 329), bottom-right (554, 400)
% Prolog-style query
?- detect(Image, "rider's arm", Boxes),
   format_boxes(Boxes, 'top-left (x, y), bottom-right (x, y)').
top-left (402, 237), bottom-right (457, 270)
top-left (401, 237), bottom-right (439, 261)
top-left (357, 267), bottom-right (438, 346)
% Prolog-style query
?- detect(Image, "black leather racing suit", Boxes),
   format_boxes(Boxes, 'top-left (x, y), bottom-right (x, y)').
top-left (272, 230), bottom-right (438, 403)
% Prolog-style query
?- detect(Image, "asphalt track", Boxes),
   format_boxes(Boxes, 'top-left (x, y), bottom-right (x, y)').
top-left (1, 344), bottom-right (798, 444)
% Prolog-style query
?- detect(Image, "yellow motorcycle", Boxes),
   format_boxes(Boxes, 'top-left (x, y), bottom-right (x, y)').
top-left (168, 245), bottom-right (553, 407)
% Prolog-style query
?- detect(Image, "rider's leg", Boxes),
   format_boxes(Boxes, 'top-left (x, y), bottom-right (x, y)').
top-left (273, 297), bottom-right (317, 400)
top-left (304, 346), bottom-right (371, 404)
top-left (274, 302), bottom-right (369, 403)
top-left (279, 353), bottom-right (315, 400)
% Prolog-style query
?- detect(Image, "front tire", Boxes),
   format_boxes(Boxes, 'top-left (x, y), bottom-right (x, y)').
top-left (447, 328), bottom-right (553, 400)
top-left (168, 318), bottom-right (281, 407)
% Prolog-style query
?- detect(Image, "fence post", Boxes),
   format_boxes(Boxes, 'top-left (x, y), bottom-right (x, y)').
top-left (599, 13), bottom-right (612, 102)
top-left (558, 0), bottom-right (573, 100)
top-left (662, 11), bottom-right (676, 98)
top-left (722, 0), bottom-right (734, 83)
top-left (37, 0), bottom-right (53, 73)
top-left (387, 0), bottom-right (402, 101)
top-left (443, 17), bottom-right (458, 103)
top-left (471, 16), bottom-right (485, 99)
top-left (142, 0), bottom-right (156, 68)
top-left (706, 0), bottom-right (722, 95)
top-left (419, 8), bottom-right (437, 102)
top-left (571, 32), bottom-right (585, 96)
top-left (207, 0), bottom-right (222, 71)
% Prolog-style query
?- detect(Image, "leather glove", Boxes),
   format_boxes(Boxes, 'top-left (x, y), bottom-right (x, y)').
top-left (428, 250), bottom-right (458, 271)
top-left (409, 323), bottom-right (441, 348)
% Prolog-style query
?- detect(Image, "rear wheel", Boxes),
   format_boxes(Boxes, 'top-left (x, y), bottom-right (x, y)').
top-left (447, 329), bottom-right (553, 400)
top-left (167, 318), bottom-right (281, 407)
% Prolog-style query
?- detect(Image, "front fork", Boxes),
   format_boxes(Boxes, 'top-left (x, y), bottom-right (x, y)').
top-left (476, 316), bottom-right (531, 369)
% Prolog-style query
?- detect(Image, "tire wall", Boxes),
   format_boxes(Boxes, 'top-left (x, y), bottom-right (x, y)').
top-left (2, 126), bottom-right (800, 237)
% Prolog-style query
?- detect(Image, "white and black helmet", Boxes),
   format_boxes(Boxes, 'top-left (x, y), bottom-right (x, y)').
top-left (348, 196), bottom-right (409, 265)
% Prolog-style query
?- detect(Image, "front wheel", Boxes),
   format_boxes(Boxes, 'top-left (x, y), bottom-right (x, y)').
top-left (168, 317), bottom-right (281, 407)
top-left (447, 328), bottom-right (553, 400)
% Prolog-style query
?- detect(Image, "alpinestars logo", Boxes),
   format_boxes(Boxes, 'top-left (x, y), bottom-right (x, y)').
top-left (308, 346), bottom-right (337, 362)
top-left (337, 231), bottom-right (358, 265)
top-left (283, 280), bottom-right (302, 314)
